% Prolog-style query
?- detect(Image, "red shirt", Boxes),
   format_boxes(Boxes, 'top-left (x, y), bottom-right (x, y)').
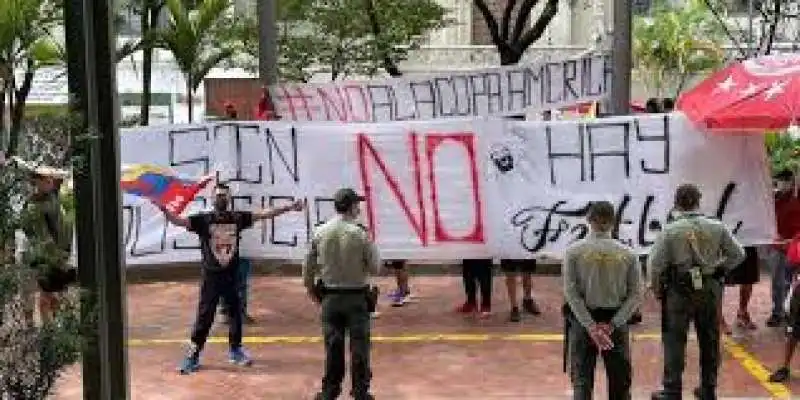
top-left (775, 190), bottom-right (800, 247)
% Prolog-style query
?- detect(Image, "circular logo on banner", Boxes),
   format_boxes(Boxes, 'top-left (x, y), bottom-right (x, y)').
top-left (742, 54), bottom-right (800, 77)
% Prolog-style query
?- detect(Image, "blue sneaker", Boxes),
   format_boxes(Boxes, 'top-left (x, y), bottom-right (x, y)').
top-left (178, 343), bottom-right (200, 374)
top-left (229, 347), bottom-right (252, 366)
top-left (390, 289), bottom-right (412, 307)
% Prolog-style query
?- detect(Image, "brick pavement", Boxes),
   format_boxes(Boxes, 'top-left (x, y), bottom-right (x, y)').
top-left (51, 274), bottom-right (791, 399)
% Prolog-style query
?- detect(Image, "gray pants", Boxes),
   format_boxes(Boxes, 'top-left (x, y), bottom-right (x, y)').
top-left (662, 280), bottom-right (723, 398)
top-left (569, 317), bottom-right (632, 400)
top-left (320, 292), bottom-right (372, 399)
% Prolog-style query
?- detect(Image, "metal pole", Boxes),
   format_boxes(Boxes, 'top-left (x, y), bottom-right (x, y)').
top-left (610, 0), bottom-right (632, 115)
top-left (748, 0), bottom-right (754, 56)
top-left (258, 0), bottom-right (278, 85)
top-left (64, 0), bottom-right (129, 398)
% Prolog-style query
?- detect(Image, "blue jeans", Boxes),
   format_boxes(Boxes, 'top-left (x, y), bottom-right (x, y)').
top-left (768, 247), bottom-right (796, 318)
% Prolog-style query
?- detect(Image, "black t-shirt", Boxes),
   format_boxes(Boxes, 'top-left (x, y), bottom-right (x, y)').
top-left (188, 211), bottom-right (254, 272)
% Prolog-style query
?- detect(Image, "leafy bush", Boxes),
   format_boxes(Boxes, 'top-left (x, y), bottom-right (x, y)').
top-left (0, 113), bottom-right (85, 399)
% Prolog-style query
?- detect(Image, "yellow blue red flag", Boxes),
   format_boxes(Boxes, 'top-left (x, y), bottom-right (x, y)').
top-left (120, 164), bottom-right (213, 215)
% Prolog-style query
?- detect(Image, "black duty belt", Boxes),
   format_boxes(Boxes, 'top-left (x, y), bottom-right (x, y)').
top-left (324, 286), bottom-right (369, 294)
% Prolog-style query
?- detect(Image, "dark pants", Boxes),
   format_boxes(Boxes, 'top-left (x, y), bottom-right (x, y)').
top-left (191, 270), bottom-right (243, 352)
top-left (661, 279), bottom-right (723, 398)
top-left (462, 259), bottom-right (492, 308)
top-left (320, 292), bottom-right (372, 399)
top-left (569, 317), bottom-right (632, 400)
top-left (221, 258), bottom-right (251, 316)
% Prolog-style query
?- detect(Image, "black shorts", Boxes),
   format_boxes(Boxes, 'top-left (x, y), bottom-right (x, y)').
top-left (385, 260), bottom-right (406, 269)
top-left (725, 246), bottom-right (760, 286)
top-left (37, 268), bottom-right (77, 293)
top-left (500, 259), bottom-right (537, 274)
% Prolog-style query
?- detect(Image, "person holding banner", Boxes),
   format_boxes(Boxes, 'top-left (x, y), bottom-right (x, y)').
top-left (768, 274), bottom-right (800, 382)
top-left (457, 259), bottom-right (493, 318)
top-left (649, 184), bottom-right (745, 400)
top-left (767, 169), bottom-right (800, 328)
top-left (385, 260), bottom-right (413, 307)
top-left (154, 181), bottom-right (304, 374)
top-left (500, 259), bottom-right (541, 322)
top-left (563, 201), bottom-right (642, 400)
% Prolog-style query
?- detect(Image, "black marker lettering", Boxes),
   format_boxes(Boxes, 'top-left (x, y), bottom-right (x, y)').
top-left (214, 123), bottom-right (264, 184)
top-left (585, 121), bottom-right (631, 181)
top-left (505, 69), bottom-right (527, 112)
top-left (265, 126), bottom-right (299, 184)
top-left (168, 127), bottom-right (210, 174)
top-left (546, 123), bottom-right (586, 185)
top-left (267, 195), bottom-right (298, 247)
top-left (635, 115), bottom-right (671, 174)
top-left (562, 59), bottom-right (579, 103)
top-left (366, 85), bottom-right (394, 122)
top-left (409, 80), bottom-right (436, 120)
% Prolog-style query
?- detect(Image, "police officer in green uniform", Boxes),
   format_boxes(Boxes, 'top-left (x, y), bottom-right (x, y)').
top-left (649, 184), bottom-right (746, 400)
top-left (303, 188), bottom-right (380, 400)
top-left (563, 201), bottom-right (643, 400)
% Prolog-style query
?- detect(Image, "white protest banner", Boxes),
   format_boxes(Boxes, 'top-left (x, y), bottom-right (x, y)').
top-left (270, 53), bottom-right (611, 123)
top-left (120, 119), bottom-right (491, 265)
top-left (119, 114), bottom-right (775, 266)
top-left (484, 114), bottom-right (775, 257)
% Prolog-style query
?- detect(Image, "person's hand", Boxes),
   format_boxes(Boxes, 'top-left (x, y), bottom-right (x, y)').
top-left (307, 288), bottom-right (320, 305)
top-left (596, 322), bottom-right (614, 336)
top-left (588, 324), bottom-right (614, 351)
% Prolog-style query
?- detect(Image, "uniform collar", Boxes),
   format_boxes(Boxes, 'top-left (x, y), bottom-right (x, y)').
top-left (589, 231), bottom-right (612, 239)
top-left (673, 210), bottom-right (703, 219)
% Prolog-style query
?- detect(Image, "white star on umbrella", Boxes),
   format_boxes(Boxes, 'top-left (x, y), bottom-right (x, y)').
top-left (740, 82), bottom-right (759, 97)
top-left (716, 75), bottom-right (736, 92)
top-left (764, 80), bottom-right (787, 100)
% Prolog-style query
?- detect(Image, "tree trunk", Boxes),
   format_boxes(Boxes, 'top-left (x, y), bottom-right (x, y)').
top-left (364, 0), bottom-right (402, 77)
top-left (7, 67), bottom-right (35, 157)
top-left (139, 6), bottom-right (156, 126)
top-left (499, 47), bottom-right (522, 66)
top-left (0, 82), bottom-right (6, 141)
top-left (186, 77), bottom-right (193, 123)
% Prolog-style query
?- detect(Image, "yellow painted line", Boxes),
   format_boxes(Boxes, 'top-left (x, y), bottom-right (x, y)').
top-left (723, 336), bottom-right (791, 399)
top-left (127, 332), bottom-right (669, 346)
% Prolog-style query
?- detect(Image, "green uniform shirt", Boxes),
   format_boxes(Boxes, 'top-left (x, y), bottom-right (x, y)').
top-left (647, 211), bottom-right (746, 290)
top-left (302, 215), bottom-right (381, 290)
top-left (562, 231), bottom-right (643, 330)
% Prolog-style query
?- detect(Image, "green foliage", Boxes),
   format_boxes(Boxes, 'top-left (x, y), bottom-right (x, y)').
top-left (0, 266), bottom-right (83, 400)
top-left (233, 0), bottom-right (449, 81)
top-left (766, 130), bottom-right (800, 175)
top-left (633, 0), bottom-right (726, 97)
top-left (0, 0), bottom-right (62, 72)
top-left (155, 0), bottom-right (240, 121)
top-left (0, 0), bottom-right (64, 156)
top-left (0, 113), bottom-right (84, 400)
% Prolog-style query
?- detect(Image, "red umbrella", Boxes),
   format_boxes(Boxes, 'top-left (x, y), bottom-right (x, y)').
top-left (677, 53), bottom-right (800, 132)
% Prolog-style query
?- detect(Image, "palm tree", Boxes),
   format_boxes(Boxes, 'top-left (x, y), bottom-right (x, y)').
top-left (0, 0), bottom-right (62, 156)
top-left (156, 0), bottom-right (239, 122)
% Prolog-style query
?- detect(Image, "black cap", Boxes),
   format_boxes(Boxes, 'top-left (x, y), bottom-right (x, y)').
top-left (333, 188), bottom-right (365, 209)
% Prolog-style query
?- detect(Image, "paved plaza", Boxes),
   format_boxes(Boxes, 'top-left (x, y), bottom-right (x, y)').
top-left (51, 274), bottom-right (793, 399)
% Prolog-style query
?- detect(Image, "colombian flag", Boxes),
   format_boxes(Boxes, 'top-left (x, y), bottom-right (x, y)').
top-left (120, 164), bottom-right (213, 215)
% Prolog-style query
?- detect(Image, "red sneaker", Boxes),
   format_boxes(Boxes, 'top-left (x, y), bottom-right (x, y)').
top-left (479, 305), bottom-right (491, 319)
top-left (455, 302), bottom-right (476, 313)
